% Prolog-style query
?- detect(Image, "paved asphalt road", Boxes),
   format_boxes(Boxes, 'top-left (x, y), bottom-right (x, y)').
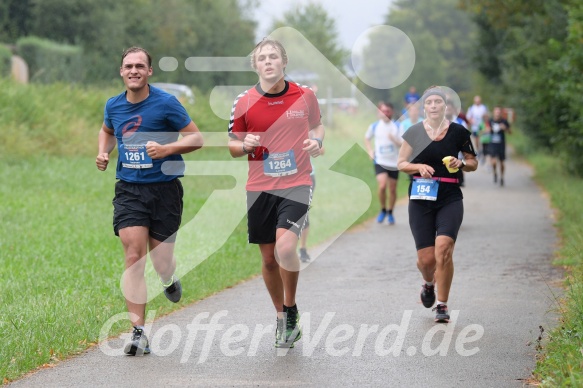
top-left (10, 154), bottom-right (563, 387)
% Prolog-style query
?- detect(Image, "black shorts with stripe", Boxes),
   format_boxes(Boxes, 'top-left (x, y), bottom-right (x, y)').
top-left (246, 185), bottom-right (312, 244)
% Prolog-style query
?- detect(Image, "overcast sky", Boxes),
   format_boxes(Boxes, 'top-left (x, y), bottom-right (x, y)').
top-left (252, 0), bottom-right (394, 51)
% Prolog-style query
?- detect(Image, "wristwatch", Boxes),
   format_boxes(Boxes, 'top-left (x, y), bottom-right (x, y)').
top-left (313, 137), bottom-right (323, 149)
top-left (461, 160), bottom-right (467, 168)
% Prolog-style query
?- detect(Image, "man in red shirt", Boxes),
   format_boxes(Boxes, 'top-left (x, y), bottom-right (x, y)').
top-left (228, 38), bottom-right (325, 348)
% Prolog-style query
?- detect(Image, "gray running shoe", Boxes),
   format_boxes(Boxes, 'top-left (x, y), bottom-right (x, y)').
top-left (433, 304), bottom-right (450, 323)
top-left (299, 248), bottom-right (311, 263)
top-left (124, 327), bottom-right (151, 356)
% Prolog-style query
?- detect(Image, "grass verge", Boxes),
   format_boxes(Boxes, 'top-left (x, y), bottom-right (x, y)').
top-left (509, 127), bottom-right (583, 386)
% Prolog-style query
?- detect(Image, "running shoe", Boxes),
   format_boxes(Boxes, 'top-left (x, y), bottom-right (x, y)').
top-left (299, 248), bottom-right (311, 263)
top-left (275, 318), bottom-right (285, 347)
top-left (433, 304), bottom-right (450, 323)
top-left (387, 213), bottom-right (395, 225)
top-left (275, 306), bottom-right (302, 348)
top-left (124, 327), bottom-right (151, 356)
top-left (493, 173), bottom-right (498, 183)
top-left (420, 283), bottom-right (436, 308)
top-left (500, 177), bottom-right (504, 187)
top-left (376, 209), bottom-right (387, 223)
top-left (285, 305), bottom-right (302, 346)
top-left (163, 277), bottom-right (182, 303)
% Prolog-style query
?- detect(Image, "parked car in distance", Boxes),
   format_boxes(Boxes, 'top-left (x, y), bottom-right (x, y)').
top-left (150, 82), bottom-right (195, 105)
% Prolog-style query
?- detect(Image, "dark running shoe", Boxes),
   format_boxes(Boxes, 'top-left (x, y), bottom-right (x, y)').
top-left (433, 304), bottom-right (450, 323)
top-left (299, 248), bottom-right (311, 263)
top-left (124, 327), bottom-right (151, 356)
top-left (163, 277), bottom-right (182, 303)
top-left (275, 305), bottom-right (302, 348)
top-left (420, 283), bottom-right (436, 308)
top-left (285, 305), bottom-right (302, 344)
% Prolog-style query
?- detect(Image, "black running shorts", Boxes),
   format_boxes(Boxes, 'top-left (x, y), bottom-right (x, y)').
top-left (246, 185), bottom-right (312, 244)
top-left (374, 163), bottom-right (400, 180)
top-left (408, 199), bottom-right (464, 250)
top-left (489, 143), bottom-right (506, 161)
top-left (112, 179), bottom-right (184, 243)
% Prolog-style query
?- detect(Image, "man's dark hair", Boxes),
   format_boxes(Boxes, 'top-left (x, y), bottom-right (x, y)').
top-left (121, 47), bottom-right (152, 68)
top-left (377, 101), bottom-right (394, 110)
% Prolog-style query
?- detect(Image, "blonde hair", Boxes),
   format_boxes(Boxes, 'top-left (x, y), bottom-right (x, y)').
top-left (250, 38), bottom-right (288, 70)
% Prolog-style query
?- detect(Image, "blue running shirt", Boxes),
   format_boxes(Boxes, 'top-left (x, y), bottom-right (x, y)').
top-left (104, 85), bottom-right (192, 183)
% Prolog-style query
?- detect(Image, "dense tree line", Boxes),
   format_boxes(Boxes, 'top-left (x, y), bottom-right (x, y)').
top-left (0, 0), bottom-right (260, 89)
top-left (357, 0), bottom-right (478, 110)
top-left (462, 0), bottom-right (583, 173)
top-left (353, 0), bottom-right (582, 173)
top-left (3, 0), bottom-right (579, 170)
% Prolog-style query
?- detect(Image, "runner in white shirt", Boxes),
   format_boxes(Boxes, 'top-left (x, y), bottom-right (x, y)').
top-left (466, 95), bottom-right (488, 156)
top-left (364, 102), bottom-right (403, 225)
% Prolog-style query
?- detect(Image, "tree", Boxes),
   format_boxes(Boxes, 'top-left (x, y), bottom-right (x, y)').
top-left (352, 0), bottom-right (477, 109)
top-left (463, 0), bottom-right (583, 172)
top-left (1, 0), bottom-right (258, 88)
top-left (29, 0), bottom-right (100, 44)
top-left (356, 27), bottom-right (446, 106)
top-left (386, 0), bottom-right (477, 106)
top-left (270, 2), bottom-right (348, 70)
top-left (175, 0), bottom-right (258, 89)
top-left (471, 12), bottom-right (502, 83)
top-left (0, 0), bottom-right (34, 43)
top-left (547, 1), bottom-right (583, 171)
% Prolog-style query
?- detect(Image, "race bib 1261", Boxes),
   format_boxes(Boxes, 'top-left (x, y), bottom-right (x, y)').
top-left (120, 144), bottom-right (153, 169)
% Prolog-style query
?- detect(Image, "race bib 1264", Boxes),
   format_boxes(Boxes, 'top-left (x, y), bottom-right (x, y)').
top-left (263, 150), bottom-right (298, 177)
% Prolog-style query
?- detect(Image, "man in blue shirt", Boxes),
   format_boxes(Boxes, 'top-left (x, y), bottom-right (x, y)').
top-left (96, 47), bottom-right (203, 356)
top-left (401, 86), bottom-right (421, 121)
top-left (404, 85), bottom-right (420, 106)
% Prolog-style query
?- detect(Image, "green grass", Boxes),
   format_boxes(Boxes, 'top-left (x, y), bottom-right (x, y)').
top-left (506, 127), bottom-right (583, 386)
top-left (0, 80), bottom-right (113, 158)
top-left (0, 80), bottom-right (411, 383)
top-left (529, 160), bottom-right (583, 386)
top-left (0, 157), bottom-right (254, 378)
